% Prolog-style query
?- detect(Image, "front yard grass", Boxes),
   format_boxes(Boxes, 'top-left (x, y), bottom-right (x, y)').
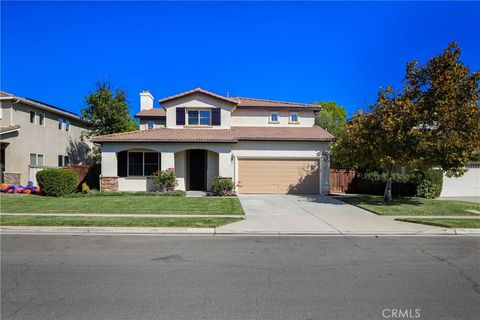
top-left (397, 218), bottom-right (480, 229)
top-left (0, 194), bottom-right (244, 215)
top-left (0, 215), bottom-right (242, 228)
top-left (337, 195), bottom-right (480, 216)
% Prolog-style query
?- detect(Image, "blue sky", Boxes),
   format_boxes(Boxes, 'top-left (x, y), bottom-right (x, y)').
top-left (1, 1), bottom-right (479, 117)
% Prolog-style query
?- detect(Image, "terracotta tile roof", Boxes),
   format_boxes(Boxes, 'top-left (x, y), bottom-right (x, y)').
top-left (135, 108), bottom-right (166, 118)
top-left (232, 126), bottom-right (333, 141)
top-left (92, 128), bottom-right (236, 143)
top-left (159, 88), bottom-right (238, 105)
top-left (0, 91), bottom-right (14, 97)
top-left (92, 126), bottom-right (333, 143)
top-left (234, 97), bottom-right (320, 110)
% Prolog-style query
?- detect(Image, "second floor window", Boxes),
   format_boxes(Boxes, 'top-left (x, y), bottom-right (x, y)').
top-left (58, 119), bottom-right (63, 130)
top-left (147, 121), bottom-right (154, 130)
top-left (290, 113), bottom-right (299, 123)
top-left (270, 112), bottom-right (279, 123)
top-left (65, 120), bottom-right (70, 131)
top-left (188, 110), bottom-right (211, 126)
top-left (38, 113), bottom-right (45, 126)
top-left (30, 111), bottom-right (36, 123)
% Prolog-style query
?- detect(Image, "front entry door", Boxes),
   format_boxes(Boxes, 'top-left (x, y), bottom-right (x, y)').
top-left (189, 150), bottom-right (206, 190)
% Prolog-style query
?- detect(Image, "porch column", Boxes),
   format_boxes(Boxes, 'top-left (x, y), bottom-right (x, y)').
top-left (100, 150), bottom-right (118, 191)
top-left (161, 152), bottom-right (175, 171)
top-left (218, 152), bottom-right (233, 178)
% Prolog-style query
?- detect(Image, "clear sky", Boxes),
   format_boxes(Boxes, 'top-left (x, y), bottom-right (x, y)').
top-left (1, 1), bottom-right (479, 117)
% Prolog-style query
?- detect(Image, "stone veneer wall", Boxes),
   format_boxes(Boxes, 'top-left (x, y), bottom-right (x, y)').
top-left (2, 172), bottom-right (21, 185)
top-left (100, 176), bottom-right (118, 192)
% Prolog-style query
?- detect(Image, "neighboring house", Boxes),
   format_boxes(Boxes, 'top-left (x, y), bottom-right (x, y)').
top-left (93, 88), bottom-right (334, 194)
top-left (0, 91), bottom-right (92, 185)
top-left (440, 163), bottom-right (480, 197)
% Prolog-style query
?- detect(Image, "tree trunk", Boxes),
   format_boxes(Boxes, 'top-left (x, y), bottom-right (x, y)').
top-left (384, 168), bottom-right (393, 202)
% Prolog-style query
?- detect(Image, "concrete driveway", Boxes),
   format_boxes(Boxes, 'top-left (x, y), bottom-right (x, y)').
top-left (217, 194), bottom-right (450, 235)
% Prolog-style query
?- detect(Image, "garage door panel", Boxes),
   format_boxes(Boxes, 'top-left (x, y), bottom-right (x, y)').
top-left (238, 159), bottom-right (319, 194)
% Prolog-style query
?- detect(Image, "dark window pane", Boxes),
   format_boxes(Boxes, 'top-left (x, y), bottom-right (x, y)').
top-left (199, 110), bottom-right (210, 125)
top-left (188, 110), bottom-right (199, 125)
top-left (128, 152), bottom-right (143, 176)
top-left (39, 114), bottom-right (45, 125)
top-left (64, 156), bottom-right (69, 166)
top-left (58, 155), bottom-right (63, 167)
top-left (30, 111), bottom-right (35, 123)
top-left (58, 119), bottom-right (63, 130)
top-left (144, 153), bottom-right (159, 176)
top-left (65, 120), bottom-right (70, 131)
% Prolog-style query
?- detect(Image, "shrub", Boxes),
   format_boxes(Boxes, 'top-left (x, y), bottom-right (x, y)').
top-left (416, 170), bottom-right (443, 198)
top-left (63, 190), bottom-right (187, 197)
top-left (81, 182), bottom-right (90, 194)
top-left (355, 171), bottom-right (420, 197)
top-left (211, 176), bottom-right (235, 196)
top-left (36, 168), bottom-right (78, 197)
top-left (152, 168), bottom-right (177, 192)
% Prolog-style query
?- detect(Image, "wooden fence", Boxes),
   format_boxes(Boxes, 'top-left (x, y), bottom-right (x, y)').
top-left (69, 164), bottom-right (92, 185)
top-left (330, 169), bottom-right (357, 193)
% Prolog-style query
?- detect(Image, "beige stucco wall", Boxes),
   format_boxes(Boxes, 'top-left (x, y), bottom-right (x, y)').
top-left (139, 118), bottom-right (166, 130)
top-left (100, 141), bottom-right (331, 193)
top-left (231, 109), bottom-right (316, 127)
top-left (1, 100), bottom-right (92, 185)
top-left (163, 93), bottom-right (236, 129)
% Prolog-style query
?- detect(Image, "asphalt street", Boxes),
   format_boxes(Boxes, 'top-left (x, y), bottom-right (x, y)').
top-left (1, 235), bottom-right (479, 320)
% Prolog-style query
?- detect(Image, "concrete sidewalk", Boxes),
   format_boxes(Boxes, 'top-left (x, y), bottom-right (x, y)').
top-left (1, 213), bottom-right (242, 218)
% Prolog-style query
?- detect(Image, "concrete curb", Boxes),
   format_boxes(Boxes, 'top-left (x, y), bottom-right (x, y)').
top-left (1, 226), bottom-right (479, 236)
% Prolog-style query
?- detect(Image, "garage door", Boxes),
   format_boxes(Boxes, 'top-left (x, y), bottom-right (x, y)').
top-left (238, 159), bottom-right (319, 194)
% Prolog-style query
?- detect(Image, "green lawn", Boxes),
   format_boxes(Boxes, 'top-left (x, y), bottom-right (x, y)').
top-left (397, 218), bottom-right (480, 229)
top-left (0, 215), bottom-right (242, 228)
top-left (0, 194), bottom-right (244, 215)
top-left (337, 195), bottom-right (480, 216)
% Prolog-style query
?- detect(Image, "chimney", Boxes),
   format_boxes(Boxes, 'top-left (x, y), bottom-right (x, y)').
top-left (140, 90), bottom-right (154, 111)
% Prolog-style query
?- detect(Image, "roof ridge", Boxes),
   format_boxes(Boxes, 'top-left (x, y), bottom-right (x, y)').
top-left (235, 96), bottom-right (314, 106)
top-left (159, 88), bottom-right (238, 104)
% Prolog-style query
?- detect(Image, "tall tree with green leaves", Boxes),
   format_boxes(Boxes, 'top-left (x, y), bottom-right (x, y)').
top-left (314, 101), bottom-right (347, 138)
top-left (335, 42), bottom-right (480, 201)
top-left (82, 80), bottom-right (139, 162)
top-left (82, 80), bottom-right (138, 136)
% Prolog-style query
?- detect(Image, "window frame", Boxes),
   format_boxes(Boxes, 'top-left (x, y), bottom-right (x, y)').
top-left (289, 112), bottom-right (299, 124)
top-left (29, 153), bottom-right (44, 166)
top-left (127, 151), bottom-right (161, 177)
top-left (187, 109), bottom-right (211, 126)
top-left (269, 112), bottom-right (280, 124)
top-left (65, 120), bottom-right (71, 132)
top-left (58, 118), bottom-right (63, 130)
top-left (30, 111), bottom-right (36, 124)
top-left (58, 155), bottom-right (70, 167)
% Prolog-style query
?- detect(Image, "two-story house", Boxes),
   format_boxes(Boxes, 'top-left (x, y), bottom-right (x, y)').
top-left (92, 88), bottom-right (334, 194)
top-left (0, 91), bottom-right (92, 185)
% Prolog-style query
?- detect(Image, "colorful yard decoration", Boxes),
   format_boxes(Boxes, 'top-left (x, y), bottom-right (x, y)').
top-left (1, 181), bottom-right (42, 195)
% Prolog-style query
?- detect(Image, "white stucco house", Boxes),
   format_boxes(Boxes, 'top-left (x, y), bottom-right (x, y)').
top-left (92, 88), bottom-right (334, 194)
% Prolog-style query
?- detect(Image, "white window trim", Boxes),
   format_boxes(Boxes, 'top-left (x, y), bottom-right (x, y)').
top-left (29, 153), bottom-right (45, 166)
top-left (30, 111), bottom-right (36, 124)
top-left (186, 108), bottom-right (212, 126)
top-left (38, 113), bottom-right (45, 126)
top-left (269, 112), bottom-right (280, 124)
top-left (289, 112), bottom-right (300, 124)
top-left (127, 151), bottom-right (161, 177)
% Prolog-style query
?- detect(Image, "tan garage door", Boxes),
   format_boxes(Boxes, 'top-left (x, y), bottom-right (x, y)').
top-left (238, 159), bottom-right (319, 194)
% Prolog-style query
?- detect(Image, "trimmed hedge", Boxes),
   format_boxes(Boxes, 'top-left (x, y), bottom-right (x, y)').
top-left (355, 170), bottom-right (443, 198)
top-left (36, 168), bottom-right (78, 197)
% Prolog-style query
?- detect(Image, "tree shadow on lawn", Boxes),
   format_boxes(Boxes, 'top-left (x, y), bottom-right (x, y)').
top-left (336, 195), bottom-right (424, 207)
